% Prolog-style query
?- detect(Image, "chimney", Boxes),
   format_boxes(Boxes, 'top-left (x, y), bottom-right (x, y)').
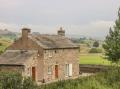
top-left (22, 28), bottom-right (31, 39)
top-left (57, 27), bottom-right (65, 36)
top-left (21, 28), bottom-right (31, 48)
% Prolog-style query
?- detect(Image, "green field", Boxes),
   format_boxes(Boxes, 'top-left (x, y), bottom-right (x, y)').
top-left (0, 37), bottom-right (12, 52)
top-left (80, 54), bottom-right (111, 65)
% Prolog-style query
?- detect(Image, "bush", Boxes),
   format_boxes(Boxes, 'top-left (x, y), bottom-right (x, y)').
top-left (23, 77), bottom-right (38, 89)
top-left (0, 72), bottom-right (38, 89)
top-left (0, 72), bottom-right (22, 89)
top-left (0, 43), bottom-right (3, 46)
top-left (0, 50), bottom-right (4, 55)
top-left (89, 48), bottom-right (102, 53)
top-left (93, 41), bottom-right (99, 47)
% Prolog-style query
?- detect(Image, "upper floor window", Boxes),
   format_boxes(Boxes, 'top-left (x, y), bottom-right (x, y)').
top-left (48, 51), bottom-right (52, 58)
top-left (55, 50), bottom-right (57, 53)
top-left (44, 50), bottom-right (53, 59)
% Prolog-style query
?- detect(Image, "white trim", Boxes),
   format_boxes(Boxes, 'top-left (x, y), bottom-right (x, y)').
top-left (65, 64), bottom-right (73, 77)
top-left (69, 64), bottom-right (72, 77)
top-left (65, 64), bottom-right (69, 77)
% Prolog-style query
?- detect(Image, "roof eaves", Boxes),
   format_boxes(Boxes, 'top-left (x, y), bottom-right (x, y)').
top-left (0, 64), bottom-right (24, 66)
top-left (43, 46), bottom-right (80, 50)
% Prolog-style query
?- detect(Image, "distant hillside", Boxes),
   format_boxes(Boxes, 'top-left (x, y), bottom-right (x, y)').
top-left (0, 29), bottom-right (18, 40)
top-left (0, 29), bottom-right (15, 54)
top-left (66, 34), bottom-right (85, 39)
top-left (67, 34), bottom-right (104, 41)
top-left (0, 36), bottom-right (13, 54)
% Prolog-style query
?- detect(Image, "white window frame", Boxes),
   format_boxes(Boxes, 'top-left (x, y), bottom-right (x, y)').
top-left (65, 64), bottom-right (73, 77)
top-left (69, 64), bottom-right (72, 77)
top-left (65, 64), bottom-right (69, 77)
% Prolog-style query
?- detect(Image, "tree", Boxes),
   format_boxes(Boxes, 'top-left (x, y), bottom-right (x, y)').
top-left (103, 8), bottom-right (120, 63)
top-left (93, 41), bottom-right (99, 47)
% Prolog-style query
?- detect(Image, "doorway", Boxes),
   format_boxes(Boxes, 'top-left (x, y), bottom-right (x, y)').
top-left (32, 67), bottom-right (36, 81)
top-left (55, 65), bottom-right (58, 79)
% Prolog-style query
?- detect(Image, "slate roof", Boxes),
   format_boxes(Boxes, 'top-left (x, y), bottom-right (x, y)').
top-left (0, 50), bottom-right (37, 66)
top-left (28, 34), bottom-right (79, 49)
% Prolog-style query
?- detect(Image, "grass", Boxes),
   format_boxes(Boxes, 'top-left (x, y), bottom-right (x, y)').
top-left (80, 53), bottom-right (111, 65)
top-left (0, 37), bottom-right (12, 52)
top-left (0, 67), bottom-right (120, 89)
top-left (39, 67), bottom-right (120, 89)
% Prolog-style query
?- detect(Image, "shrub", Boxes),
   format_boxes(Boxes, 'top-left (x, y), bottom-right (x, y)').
top-left (93, 41), bottom-right (99, 47)
top-left (0, 72), bottom-right (38, 89)
top-left (0, 50), bottom-right (4, 55)
top-left (0, 72), bottom-right (22, 89)
top-left (89, 48), bottom-right (102, 53)
top-left (0, 43), bottom-right (3, 46)
top-left (23, 77), bottom-right (38, 89)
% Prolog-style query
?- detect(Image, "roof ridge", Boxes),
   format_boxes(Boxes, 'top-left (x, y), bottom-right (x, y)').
top-left (28, 34), bottom-right (79, 49)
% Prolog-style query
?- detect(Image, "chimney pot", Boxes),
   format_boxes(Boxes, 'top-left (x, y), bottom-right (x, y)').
top-left (22, 28), bottom-right (31, 38)
top-left (57, 27), bottom-right (65, 36)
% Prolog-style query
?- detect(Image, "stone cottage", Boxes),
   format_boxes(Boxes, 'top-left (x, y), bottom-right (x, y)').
top-left (0, 27), bottom-right (80, 83)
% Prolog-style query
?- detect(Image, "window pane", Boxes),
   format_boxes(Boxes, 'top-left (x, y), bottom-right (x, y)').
top-left (48, 66), bottom-right (52, 75)
top-left (65, 64), bottom-right (69, 76)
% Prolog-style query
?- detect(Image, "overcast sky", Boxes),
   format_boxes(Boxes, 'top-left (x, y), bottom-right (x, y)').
top-left (0, 0), bottom-right (120, 39)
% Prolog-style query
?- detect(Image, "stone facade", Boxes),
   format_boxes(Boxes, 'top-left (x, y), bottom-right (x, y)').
top-left (0, 65), bottom-right (24, 74)
top-left (42, 48), bottom-right (79, 82)
top-left (1, 28), bottom-right (80, 83)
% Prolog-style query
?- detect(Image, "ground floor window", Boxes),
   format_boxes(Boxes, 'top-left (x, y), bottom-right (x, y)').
top-left (65, 64), bottom-right (72, 77)
top-left (48, 66), bottom-right (52, 75)
top-left (27, 68), bottom-right (31, 76)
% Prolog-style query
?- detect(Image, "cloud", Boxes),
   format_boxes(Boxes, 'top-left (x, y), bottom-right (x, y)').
top-left (65, 21), bottom-right (114, 39)
top-left (0, 22), bottom-right (19, 31)
top-left (0, 20), bottom-right (114, 39)
top-left (0, 0), bottom-right (119, 40)
top-left (0, 0), bottom-right (22, 9)
top-left (0, 0), bottom-right (119, 25)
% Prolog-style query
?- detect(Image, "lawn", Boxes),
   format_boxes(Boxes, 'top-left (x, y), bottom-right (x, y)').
top-left (80, 53), bottom-right (111, 65)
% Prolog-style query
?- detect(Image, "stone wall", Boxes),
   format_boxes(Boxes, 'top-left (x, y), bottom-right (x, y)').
top-left (0, 65), bottom-right (24, 75)
top-left (7, 37), bottom-right (39, 50)
top-left (42, 48), bottom-right (80, 82)
top-left (7, 36), bottom-right (45, 81)
top-left (79, 64), bottom-right (109, 73)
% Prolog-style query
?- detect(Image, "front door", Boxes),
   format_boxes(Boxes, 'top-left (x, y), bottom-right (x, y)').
top-left (32, 67), bottom-right (36, 81)
top-left (55, 65), bottom-right (58, 79)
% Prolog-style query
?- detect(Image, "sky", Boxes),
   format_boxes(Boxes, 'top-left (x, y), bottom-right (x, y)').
top-left (0, 0), bottom-right (120, 39)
